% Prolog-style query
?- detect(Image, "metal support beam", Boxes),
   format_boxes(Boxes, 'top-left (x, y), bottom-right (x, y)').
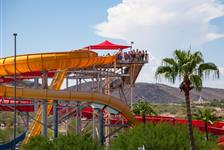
top-left (97, 73), bottom-right (100, 92)
top-left (65, 77), bottom-right (69, 134)
top-left (130, 65), bottom-right (134, 109)
top-left (76, 78), bottom-right (81, 134)
top-left (34, 78), bottom-right (39, 113)
top-left (26, 112), bottom-right (29, 130)
top-left (66, 77), bottom-right (69, 89)
top-left (42, 71), bottom-right (48, 136)
top-left (92, 108), bottom-right (95, 139)
top-left (53, 100), bottom-right (58, 139)
top-left (42, 101), bottom-right (47, 136)
top-left (13, 33), bottom-right (17, 150)
top-left (98, 109), bottom-right (104, 145)
top-left (76, 102), bottom-right (81, 133)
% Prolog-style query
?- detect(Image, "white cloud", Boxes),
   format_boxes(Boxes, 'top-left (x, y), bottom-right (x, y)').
top-left (95, 0), bottom-right (224, 88)
top-left (206, 33), bottom-right (224, 40)
top-left (219, 66), bottom-right (224, 75)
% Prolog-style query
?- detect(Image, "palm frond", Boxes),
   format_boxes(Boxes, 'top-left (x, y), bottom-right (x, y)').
top-left (194, 108), bottom-right (218, 124)
top-left (174, 50), bottom-right (189, 65)
top-left (189, 75), bottom-right (202, 91)
top-left (198, 63), bottom-right (219, 79)
top-left (162, 58), bottom-right (177, 67)
top-left (155, 50), bottom-right (219, 93)
top-left (155, 66), bottom-right (177, 83)
top-left (133, 101), bottom-right (157, 116)
top-left (155, 66), bottom-right (171, 76)
top-left (191, 51), bottom-right (204, 64)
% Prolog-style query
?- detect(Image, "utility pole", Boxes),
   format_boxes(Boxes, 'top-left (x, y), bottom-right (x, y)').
top-left (13, 33), bottom-right (17, 150)
top-left (130, 41), bottom-right (134, 109)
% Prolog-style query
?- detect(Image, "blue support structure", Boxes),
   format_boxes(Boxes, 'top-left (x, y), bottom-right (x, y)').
top-left (0, 132), bottom-right (26, 149)
top-left (53, 100), bottom-right (58, 139)
top-left (98, 109), bottom-right (104, 145)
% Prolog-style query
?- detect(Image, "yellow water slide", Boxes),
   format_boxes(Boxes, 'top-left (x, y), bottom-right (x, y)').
top-left (0, 49), bottom-right (114, 76)
top-left (0, 49), bottom-right (136, 143)
top-left (0, 85), bottom-right (136, 124)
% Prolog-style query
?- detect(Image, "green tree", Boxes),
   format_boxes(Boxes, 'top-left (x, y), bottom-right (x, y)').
top-left (110, 123), bottom-right (218, 150)
top-left (194, 108), bottom-right (219, 141)
top-left (133, 101), bottom-right (157, 124)
top-left (155, 50), bottom-right (219, 150)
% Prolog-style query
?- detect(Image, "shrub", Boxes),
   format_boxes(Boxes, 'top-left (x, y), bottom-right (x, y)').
top-left (22, 134), bottom-right (102, 150)
top-left (110, 123), bottom-right (218, 150)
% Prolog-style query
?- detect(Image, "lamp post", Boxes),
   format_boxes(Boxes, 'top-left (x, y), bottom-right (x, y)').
top-left (13, 33), bottom-right (17, 150)
top-left (130, 41), bottom-right (134, 109)
top-left (131, 41), bottom-right (134, 47)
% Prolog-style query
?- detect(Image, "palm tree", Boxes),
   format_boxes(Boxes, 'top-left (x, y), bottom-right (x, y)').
top-left (155, 50), bottom-right (219, 150)
top-left (194, 108), bottom-right (219, 141)
top-left (133, 101), bottom-right (157, 124)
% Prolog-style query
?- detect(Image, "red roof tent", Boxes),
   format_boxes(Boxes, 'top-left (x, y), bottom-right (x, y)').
top-left (85, 40), bottom-right (131, 50)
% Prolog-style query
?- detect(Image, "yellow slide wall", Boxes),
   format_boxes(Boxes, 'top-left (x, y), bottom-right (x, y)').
top-left (0, 49), bottom-right (136, 143)
top-left (0, 85), bottom-right (136, 124)
top-left (0, 49), bottom-right (115, 76)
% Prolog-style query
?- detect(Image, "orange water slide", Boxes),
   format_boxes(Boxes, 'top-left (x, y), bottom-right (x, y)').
top-left (0, 49), bottom-right (115, 76)
top-left (0, 49), bottom-right (136, 144)
top-left (0, 85), bottom-right (136, 125)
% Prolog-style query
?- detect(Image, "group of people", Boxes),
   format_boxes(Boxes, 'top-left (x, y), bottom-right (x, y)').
top-left (117, 49), bottom-right (149, 62)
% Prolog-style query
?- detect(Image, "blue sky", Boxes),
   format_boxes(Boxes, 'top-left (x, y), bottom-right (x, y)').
top-left (1, 0), bottom-right (224, 88)
top-left (0, 0), bottom-right (121, 56)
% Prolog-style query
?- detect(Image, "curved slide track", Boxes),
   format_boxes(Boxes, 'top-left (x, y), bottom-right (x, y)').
top-left (0, 85), bottom-right (136, 125)
top-left (0, 49), bottom-right (136, 145)
top-left (0, 49), bottom-right (114, 76)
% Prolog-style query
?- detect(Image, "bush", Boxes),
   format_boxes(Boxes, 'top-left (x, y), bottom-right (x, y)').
top-left (110, 123), bottom-right (218, 150)
top-left (22, 134), bottom-right (103, 150)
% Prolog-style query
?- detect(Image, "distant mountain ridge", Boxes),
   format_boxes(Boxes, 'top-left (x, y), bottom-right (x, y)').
top-left (65, 81), bottom-right (224, 104)
top-left (7, 81), bottom-right (224, 103)
top-left (133, 82), bottom-right (224, 103)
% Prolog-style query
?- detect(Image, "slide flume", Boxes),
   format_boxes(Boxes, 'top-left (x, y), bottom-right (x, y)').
top-left (0, 85), bottom-right (136, 125)
top-left (0, 49), bottom-right (136, 145)
top-left (0, 49), bottom-right (115, 76)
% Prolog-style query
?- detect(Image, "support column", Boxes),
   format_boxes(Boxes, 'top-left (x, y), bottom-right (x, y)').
top-left (42, 71), bottom-right (48, 136)
top-left (130, 65), bottom-right (134, 109)
top-left (121, 116), bottom-right (124, 133)
top-left (105, 73), bottom-right (110, 146)
top-left (92, 77), bottom-right (96, 139)
top-left (76, 78), bottom-right (81, 134)
top-left (92, 108), bottom-right (95, 139)
top-left (130, 85), bottom-right (133, 109)
top-left (66, 77), bottom-right (69, 89)
top-left (98, 109), bottom-right (104, 145)
top-left (76, 102), bottom-right (81, 133)
top-left (53, 100), bottom-right (58, 139)
top-left (34, 78), bottom-right (39, 113)
top-left (97, 73), bottom-right (100, 92)
top-left (65, 77), bottom-right (69, 135)
top-left (26, 112), bottom-right (29, 130)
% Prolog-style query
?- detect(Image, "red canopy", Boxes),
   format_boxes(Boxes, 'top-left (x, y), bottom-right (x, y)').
top-left (85, 40), bottom-right (130, 50)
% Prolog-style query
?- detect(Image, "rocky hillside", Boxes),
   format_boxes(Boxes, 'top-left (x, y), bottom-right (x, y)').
top-left (5, 80), bottom-right (223, 103)
top-left (133, 83), bottom-right (224, 103)
top-left (65, 81), bottom-right (224, 103)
